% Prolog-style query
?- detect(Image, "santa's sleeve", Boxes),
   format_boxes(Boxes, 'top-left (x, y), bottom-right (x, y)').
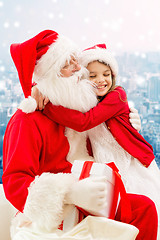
top-left (3, 115), bottom-right (75, 231)
top-left (43, 87), bottom-right (128, 132)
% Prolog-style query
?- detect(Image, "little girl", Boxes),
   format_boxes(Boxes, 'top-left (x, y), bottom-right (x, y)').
top-left (41, 44), bottom-right (160, 235)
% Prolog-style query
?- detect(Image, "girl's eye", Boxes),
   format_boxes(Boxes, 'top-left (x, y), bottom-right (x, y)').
top-left (104, 74), bottom-right (110, 77)
top-left (89, 75), bottom-right (96, 78)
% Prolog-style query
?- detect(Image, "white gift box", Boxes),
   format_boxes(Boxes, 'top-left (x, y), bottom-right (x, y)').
top-left (71, 160), bottom-right (116, 218)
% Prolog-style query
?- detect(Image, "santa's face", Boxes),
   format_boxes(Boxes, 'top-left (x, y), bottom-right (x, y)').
top-left (87, 61), bottom-right (112, 97)
top-left (60, 56), bottom-right (81, 77)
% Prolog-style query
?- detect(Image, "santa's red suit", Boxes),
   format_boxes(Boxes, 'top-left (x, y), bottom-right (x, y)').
top-left (2, 30), bottom-right (158, 240)
top-left (2, 108), bottom-right (158, 240)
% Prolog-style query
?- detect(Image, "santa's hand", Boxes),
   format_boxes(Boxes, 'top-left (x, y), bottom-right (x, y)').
top-left (129, 107), bottom-right (141, 132)
top-left (65, 176), bottom-right (107, 212)
top-left (31, 85), bottom-right (49, 110)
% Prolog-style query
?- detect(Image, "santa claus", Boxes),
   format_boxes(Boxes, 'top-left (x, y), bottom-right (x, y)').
top-left (2, 30), bottom-right (158, 240)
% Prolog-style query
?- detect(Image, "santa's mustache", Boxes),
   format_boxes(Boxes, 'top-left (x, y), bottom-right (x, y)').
top-left (60, 65), bottom-right (89, 81)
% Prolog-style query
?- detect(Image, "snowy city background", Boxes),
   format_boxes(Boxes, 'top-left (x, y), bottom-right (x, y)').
top-left (0, 0), bottom-right (160, 182)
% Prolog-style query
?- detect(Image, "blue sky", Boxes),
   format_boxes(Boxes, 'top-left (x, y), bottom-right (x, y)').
top-left (1, 0), bottom-right (160, 61)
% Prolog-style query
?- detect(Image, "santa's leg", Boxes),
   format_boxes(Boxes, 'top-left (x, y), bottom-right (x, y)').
top-left (115, 193), bottom-right (158, 240)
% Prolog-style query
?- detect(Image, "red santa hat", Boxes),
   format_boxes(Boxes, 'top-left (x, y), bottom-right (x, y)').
top-left (79, 44), bottom-right (118, 78)
top-left (10, 30), bottom-right (78, 98)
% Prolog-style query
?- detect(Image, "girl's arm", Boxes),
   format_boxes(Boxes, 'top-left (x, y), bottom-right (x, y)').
top-left (43, 87), bottom-right (129, 132)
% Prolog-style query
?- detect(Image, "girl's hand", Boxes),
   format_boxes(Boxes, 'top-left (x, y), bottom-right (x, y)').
top-left (129, 107), bottom-right (141, 132)
top-left (31, 86), bottom-right (49, 110)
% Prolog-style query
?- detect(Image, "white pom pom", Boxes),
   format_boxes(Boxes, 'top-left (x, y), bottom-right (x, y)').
top-left (18, 96), bottom-right (37, 113)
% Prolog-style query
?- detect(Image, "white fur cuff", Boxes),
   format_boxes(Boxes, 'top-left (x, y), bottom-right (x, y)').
top-left (23, 172), bottom-right (75, 232)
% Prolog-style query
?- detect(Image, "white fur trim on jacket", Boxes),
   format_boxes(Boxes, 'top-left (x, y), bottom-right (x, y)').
top-left (23, 172), bottom-right (75, 232)
top-left (79, 47), bottom-right (118, 77)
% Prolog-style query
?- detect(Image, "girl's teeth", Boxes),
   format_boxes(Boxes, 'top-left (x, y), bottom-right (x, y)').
top-left (98, 85), bottom-right (107, 89)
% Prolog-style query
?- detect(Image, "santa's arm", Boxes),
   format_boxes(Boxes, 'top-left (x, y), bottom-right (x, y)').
top-left (43, 87), bottom-right (130, 132)
top-left (2, 116), bottom-right (74, 231)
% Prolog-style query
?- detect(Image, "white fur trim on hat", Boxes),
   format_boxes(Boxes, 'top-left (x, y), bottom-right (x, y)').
top-left (18, 96), bottom-right (37, 113)
top-left (79, 47), bottom-right (118, 77)
top-left (34, 35), bottom-right (80, 81)
top-left (23, 172), bottom-right (75, 232)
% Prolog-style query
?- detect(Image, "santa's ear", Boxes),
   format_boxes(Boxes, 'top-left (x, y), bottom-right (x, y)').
top-left (18, 96), bottom-right (37, 113)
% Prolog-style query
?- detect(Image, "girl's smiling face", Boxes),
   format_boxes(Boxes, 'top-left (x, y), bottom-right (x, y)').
top-left (87, 61), bottom-right (113, 97)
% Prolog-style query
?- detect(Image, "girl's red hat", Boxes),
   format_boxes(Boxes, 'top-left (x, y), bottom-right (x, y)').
top-left (79, 43), bottom-right (118, 77)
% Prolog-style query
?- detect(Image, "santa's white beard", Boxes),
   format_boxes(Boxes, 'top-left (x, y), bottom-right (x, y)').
top-left (37, 67), bottom-right (98, 112)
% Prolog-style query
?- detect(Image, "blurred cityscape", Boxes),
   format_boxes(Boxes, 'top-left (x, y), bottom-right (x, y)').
top-left (0, 52), bottom-right (160, 182)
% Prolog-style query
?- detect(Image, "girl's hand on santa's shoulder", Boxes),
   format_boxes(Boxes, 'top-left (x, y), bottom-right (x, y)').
top-left (31, 86), bottom-right (49, 110)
